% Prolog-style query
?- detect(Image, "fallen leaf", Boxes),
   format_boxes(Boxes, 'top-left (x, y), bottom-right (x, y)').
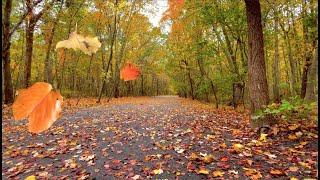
top-left (197, 167), bottom-right (210, 175)
top-left (289, 124), bottom-right (299, 131)
top-left (259, 133), bottom-right (268, 141)
top-left (202, 154), bottom-right (214, 164)
top-left (189, 153), bottom-right (200, 161)
top-left (25, 175), bottom-right (36, 180)
top-left (288, 134), bottom-right (298, 140)
top-left (288, 166), bottom-right (299, 172)
top-left (213, 170), bottom-right (224, 177)
top-left (233, 143), bottom-right (244, 153)
top-left (153, 168), bottom-right (163, 175)
top-left (269, 169), bottom-right (284, 176)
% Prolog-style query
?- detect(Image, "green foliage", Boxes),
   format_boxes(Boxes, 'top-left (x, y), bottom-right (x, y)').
top-left (252, 96), bottom-right (316, 122)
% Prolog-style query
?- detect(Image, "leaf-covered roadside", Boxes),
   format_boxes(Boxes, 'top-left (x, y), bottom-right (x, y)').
top-left (2, 97), bottom-right (318, 179)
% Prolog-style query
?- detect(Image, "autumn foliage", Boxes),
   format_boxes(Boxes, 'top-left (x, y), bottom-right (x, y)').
top-left (120, 62), bottom-right (141, 81)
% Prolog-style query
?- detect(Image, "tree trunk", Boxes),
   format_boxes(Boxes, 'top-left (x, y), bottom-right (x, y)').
top-left (305, 46), bottom-right (318, 102)
top-left (97, 0), bottom-right (118, 103)
top-left (140, 74), bottom-right (144, 95)
top-left (24, 18), bottom-right (35, 88)
top-left (44, 5), bottom-right (63, 84)
top-left (285, 32), bottom-right (297, 95)
top-left (2, 0), bottom-right (14, 104)
top-left (183, 60), bottom-right (194, 100)
top-left (272, 9), bottom-right (280, 102)
top-left (244, 0), bottom-right (269, 113)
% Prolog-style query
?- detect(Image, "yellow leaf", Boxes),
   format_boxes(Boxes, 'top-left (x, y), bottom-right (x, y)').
top-left (270, 169), bottom-right (284, 175)
top-left (289, 124), bottom-right (299, 131)
top-left (289, 166), bottom-right (299, 172)
top-left (153, 168), bottom-right (163, 175)
top-left (298, 162), bottom-right (311, 169)
top-left (198, 168), bottom-right (210, 175)
top-left (220, 143), bottom-right (227, 149)
top-left (202, 154), bottom-right (214, 164)
top-left (259, 133), bottom-right (268, 141)
top-left (288, 134), bottom-right (298, 140)
top-left (290, 177), bottom-right (299, 180)
top-left (25, 175), bottom-right (36, 180)
top-left (233, 143), bottom-right (244, 152)
top-left (189, 153), bottom-right (199, 161)
top-left (213, 170), bottom-right (224, 177)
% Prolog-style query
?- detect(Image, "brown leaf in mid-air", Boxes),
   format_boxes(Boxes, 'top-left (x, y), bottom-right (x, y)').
top-left (12, 82), bottom-right (52, 120)
top-left (56, 31), bottom-right (101, 55)
top-left (12, 82), bottom-right (63, 134)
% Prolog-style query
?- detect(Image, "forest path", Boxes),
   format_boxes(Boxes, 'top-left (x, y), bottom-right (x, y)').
top-left (2, 96), bottom-right (318, 179)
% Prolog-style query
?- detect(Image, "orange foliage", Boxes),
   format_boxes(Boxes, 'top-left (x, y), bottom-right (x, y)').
top-left (161, 0), bottom-right (185, 22)
top-left (120, 63), bottom-right (140, 81)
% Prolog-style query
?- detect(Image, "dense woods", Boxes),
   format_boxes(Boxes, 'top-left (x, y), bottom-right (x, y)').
top-left (2, 0), bottom-right (318, 114)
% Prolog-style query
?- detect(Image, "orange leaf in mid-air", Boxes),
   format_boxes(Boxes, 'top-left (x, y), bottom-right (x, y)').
top-left (12, 82), bottom-right (63, 134)
top-left (120, 63), bottom-right (140, 81)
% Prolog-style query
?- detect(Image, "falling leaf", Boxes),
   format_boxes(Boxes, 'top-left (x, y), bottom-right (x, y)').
top-left (56, 31), bottom-right (101, 55)
top-left (12, 82), bottom-right (63, 133)
top-left (213, 170), bottom-right (224, 177)
top-left (120, 63), bottom-right (140, 81)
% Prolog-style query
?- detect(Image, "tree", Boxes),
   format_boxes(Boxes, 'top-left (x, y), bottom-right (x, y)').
top-left (272, 5), bottom-right (280, 103)
top-left (244, 0), bottom-right (269, 113)
top-left (24, 0), bottom-right (55, 87)
top-left (2, 0), bottom-right (14, 103)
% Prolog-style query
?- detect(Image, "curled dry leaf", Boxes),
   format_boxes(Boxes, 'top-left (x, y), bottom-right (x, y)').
top-left (56, 31), bottom-right (101, 55)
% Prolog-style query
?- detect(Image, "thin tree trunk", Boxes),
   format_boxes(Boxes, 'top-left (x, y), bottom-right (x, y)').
top-left (272, 9), bottom-right (280, 102)
top-left (44, 5), bottom-right (62, 84)
top-left (2, 0), bottom-right (14, 103)
top-left (97, 0), bottom-right (118, 103)
top-left (244, 0), bottom-right (269, 113)
top-left (183, 60), bottom-right (194, 100)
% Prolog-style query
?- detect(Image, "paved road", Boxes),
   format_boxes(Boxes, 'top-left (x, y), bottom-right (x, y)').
top-left (2, 96), bottom-right (318, 179)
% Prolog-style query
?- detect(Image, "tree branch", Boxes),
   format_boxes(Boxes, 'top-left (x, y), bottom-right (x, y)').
top-left (9, 0), bottom-right (44, 37)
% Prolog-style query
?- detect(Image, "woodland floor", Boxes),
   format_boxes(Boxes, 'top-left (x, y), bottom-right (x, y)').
top-left (2, 96), bottom-right (318, 179)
